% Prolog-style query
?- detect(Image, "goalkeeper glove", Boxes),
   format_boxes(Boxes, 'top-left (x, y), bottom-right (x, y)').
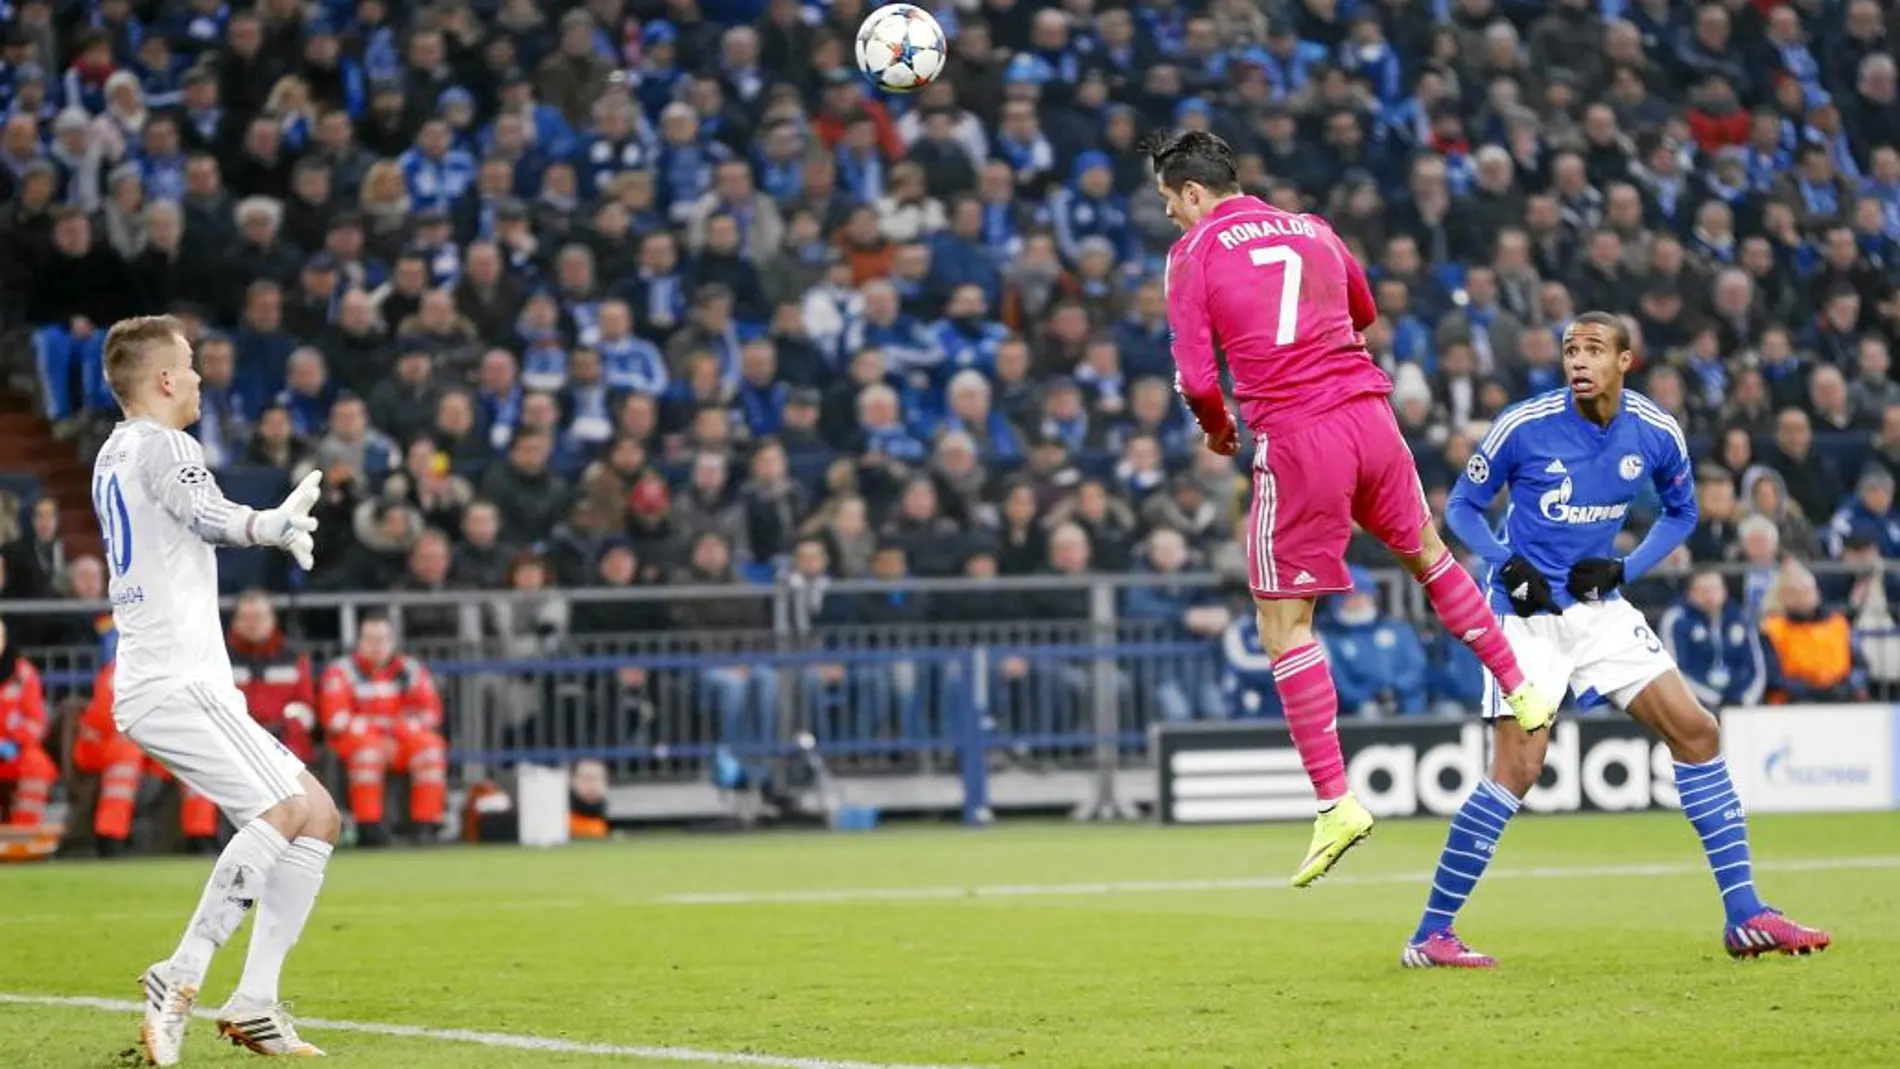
top-left (1500, 555), bottom-right (1560, 618)
top-left (1566, 557), bottom-right (1625, 603)
top-left (253, 470), bottom-right (322, 570)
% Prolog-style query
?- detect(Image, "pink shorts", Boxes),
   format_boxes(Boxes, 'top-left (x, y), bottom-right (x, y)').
top-left (1246, 394), bottom-right (1428, 599)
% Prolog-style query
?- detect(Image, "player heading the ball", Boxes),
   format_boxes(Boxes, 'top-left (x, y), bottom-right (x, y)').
top-left (1147, 129), bottom-right (1557, 887)
top-left (92, 314), bottom-right (341, 1064)
top-left (1402, 313), bottom-right (1830, 967)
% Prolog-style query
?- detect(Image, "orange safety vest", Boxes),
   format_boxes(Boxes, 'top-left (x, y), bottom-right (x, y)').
top-left (318, 654), bottom-right (442, 737)
top-left (77, 662), bottom-right (118, 751)
top-left (0, 658), bottom-right (45, 749)
top-left (1760, 613), bottom-right (1855, 693)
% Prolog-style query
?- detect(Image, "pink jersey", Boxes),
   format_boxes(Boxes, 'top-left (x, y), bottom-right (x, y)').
top-left (1166, 195), bottom-right (1390, 439)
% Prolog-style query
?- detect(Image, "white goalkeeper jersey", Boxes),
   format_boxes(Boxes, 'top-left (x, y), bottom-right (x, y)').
top-left (92, 419), bottom-right (247, 726)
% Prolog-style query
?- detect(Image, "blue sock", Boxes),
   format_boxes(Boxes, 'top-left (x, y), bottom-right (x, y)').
top-left (1674, 757), bottom-right (1766, 924)
top-left (1413, 778), bottom-right (1519, 943)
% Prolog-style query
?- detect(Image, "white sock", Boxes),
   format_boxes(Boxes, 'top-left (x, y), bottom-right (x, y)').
top-left (170, 819), bottom-right (290, 986)
top-left (236, 838), bottom-right (333, 1004)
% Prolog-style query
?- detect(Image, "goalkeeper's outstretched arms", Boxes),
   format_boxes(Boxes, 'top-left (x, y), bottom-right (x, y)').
top-left (143, 429), bottom-right (322, 568)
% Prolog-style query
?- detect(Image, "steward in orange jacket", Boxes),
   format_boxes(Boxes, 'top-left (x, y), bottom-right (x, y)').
top-left (228, 592), bottom-right (319, 763)
top-left (1761, 568), bottom-right (1868, 703)
top-left (0, 618), bottom-right (53, 828)
top-left (318, 616), bottom-right (447, 845)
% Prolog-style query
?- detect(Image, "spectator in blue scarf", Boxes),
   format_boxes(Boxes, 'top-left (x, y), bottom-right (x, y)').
top-left (1778, 141), bottom-right (1854, 233)
top-left (654, 102), bottom-right (729, 219)
top-left (399, 117), bottom-right (477, 213)
top-left (630, 22), bottom-right (683, 121)
top-left (733, 338), bottom-right (790, 438)
top-left (935, 370), bottom-right (1023, 463)
top-left (931, 283), bottom-right (1007, 380)
top-left (275, 347), bottom-right (339, 437)
top-left (1044, 150), bottom-right (1136, 269)
top-left (838, 279), bottom-right (941, 377)
top-left (593, 298), bottom-right (669, 396)
top-left (855, 383), bottom-right (928, 467)
top-left (559, 348), bottom-right (616, 452)
top-left (927, 198), bottom-right (1003, 309)
top-left (578, 93), bottom-right (657, 200)
top-left (1339, 10), bottom-right (1404, 104)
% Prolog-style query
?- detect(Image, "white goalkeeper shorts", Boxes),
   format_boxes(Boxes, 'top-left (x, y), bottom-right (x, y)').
top-left (122, 681), bottom-right (308, 825)
top-left (1480, 599), bottom-right (1676, 718)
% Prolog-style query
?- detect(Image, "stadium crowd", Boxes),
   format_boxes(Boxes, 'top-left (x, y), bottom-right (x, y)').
top-left (0, 0), bottom-right (1899, 837)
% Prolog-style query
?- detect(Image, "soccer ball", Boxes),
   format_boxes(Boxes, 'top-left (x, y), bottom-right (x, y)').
top-left (855, 5), bottom-right (948, 94)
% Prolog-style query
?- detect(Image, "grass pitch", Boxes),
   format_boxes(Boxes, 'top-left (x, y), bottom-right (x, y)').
top-left (0, 812), bottom-right (1895, 1068)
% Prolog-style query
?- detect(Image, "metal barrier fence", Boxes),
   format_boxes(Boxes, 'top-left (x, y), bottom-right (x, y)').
top-left (10, 565), bottom-right (1899, 822)
top-left (26, 621), bottom-right (1229, 817)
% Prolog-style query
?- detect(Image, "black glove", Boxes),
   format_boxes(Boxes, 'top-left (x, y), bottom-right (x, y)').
top-left (1500, 555), bottom-right (1560, 618)
top-left (1566, 557), bottom-right (1626, 603)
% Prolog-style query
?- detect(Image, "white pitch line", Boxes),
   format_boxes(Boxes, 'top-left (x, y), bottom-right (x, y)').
top-left (0, 897), bottom-right (594, 928)
top-left (653, 854), bottom-right (1900, 906)
top-left (7, 857), bottom-right (1893, 925)
top-left (0, 994), bottom-right (991, 1069)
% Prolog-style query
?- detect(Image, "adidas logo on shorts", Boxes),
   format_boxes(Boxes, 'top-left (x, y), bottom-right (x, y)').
top-left (1293, 571), bottom-right (1316, 586)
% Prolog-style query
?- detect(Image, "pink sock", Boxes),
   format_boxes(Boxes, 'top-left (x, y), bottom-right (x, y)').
top-left (1418, 553), bottom-right (1527, 693)
top-left (1273, 644), bottom-right (1348, 803)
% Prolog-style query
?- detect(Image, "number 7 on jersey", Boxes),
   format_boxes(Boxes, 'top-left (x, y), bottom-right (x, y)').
top-left (1249, 246), bottom-right (1303, 346)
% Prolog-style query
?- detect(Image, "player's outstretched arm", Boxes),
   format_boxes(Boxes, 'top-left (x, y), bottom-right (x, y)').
top-left (1447, 437), bottom-right (1561, 615)
top-left (1165, 247), bottom-right (1238, 455)
top-left (145, 431), bottom-right (321, 567)
top-left (1444, 474), bottom-right (1513, 565)
top-left (1619, 499), bottom-right (1698, 584)
top-left (1448, 415), bottom-right (1528, 566)
top-left (143, 430), bottom-right (267, 546)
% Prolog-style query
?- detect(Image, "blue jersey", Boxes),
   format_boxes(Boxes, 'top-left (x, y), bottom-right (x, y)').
top-left (1448, 389), bottom-right (1697, 617)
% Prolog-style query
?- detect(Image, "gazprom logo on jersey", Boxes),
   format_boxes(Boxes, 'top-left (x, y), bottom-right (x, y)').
top-left (1538, 477), bottom-right (1631, 525)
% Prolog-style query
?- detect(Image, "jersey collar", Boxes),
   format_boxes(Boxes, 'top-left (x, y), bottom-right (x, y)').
top-left (1564, 389), bottom-right (1627, 437)
top-left (1203, 194), bottom-right (1269, 225)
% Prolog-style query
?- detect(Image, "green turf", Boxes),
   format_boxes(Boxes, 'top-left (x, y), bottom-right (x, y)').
top-left (0, 812), bottom-right (1895, 1068)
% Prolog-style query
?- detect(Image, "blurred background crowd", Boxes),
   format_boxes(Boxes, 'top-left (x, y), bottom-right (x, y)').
top-left (0, 0), bottom-right (1896, 728)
